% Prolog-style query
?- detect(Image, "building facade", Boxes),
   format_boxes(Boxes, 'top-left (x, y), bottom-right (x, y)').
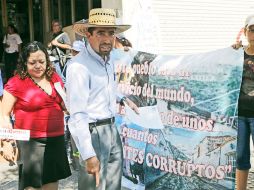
top-left (0, 0), bottom-right (101, 56)
top-left (104, 0), bottom-right (254, 55)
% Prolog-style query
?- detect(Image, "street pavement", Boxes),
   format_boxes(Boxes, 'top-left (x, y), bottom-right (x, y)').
top-left (1, 154), bottom-right (254, 189)
top-left (0, 163), bottom-right (78, 190)
top-left (247, 154), bottom-right (254, 190)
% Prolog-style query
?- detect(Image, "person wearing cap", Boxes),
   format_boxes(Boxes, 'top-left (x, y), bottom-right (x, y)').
top-left (232, 14), bottom-right (254, 49)
top-left (66, 8), bottom-right (139, 190)
top-left (71, 40), bottom-right (86, 56)
top-left (61, 40), bottom-right (86, 84)
top-left (233, 15), bottom-right (254, 190)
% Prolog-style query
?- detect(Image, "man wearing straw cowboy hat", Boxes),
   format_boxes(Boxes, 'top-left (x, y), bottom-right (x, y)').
top-left (66, 8), bottom-right (139, 190)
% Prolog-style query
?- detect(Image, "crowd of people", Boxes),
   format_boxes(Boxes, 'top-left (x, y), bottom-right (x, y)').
top-left (0, 8), bottom-right (139, 190)
top-left (0, 7), bottom-right (254, 190)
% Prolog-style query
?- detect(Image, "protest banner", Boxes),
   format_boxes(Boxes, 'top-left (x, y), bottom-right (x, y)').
top-left (113, 47), bottom-right (243, 190)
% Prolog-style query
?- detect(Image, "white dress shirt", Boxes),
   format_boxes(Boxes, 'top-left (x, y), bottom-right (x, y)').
top-left (66, 43), bottom-right (122, 161)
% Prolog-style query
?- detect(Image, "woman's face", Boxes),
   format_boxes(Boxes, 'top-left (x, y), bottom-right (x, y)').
top-left (7, 26), bottom-right (14, 34)
top-left (245, 25), bottom-right (254, 46)
top-left (26, 50), bottom-right (47, 79)
top-left (52, 22), bottom-right (61, 34)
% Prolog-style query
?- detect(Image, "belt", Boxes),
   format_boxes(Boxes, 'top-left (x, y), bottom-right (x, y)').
top-left (89, 117), bottom-right (115, 132)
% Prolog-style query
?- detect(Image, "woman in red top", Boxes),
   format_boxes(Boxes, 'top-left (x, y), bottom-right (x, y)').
top-left (1, 41), bottom-right (71, 190)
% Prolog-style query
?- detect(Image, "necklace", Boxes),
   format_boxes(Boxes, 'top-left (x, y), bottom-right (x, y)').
top-left (29, 76), bottom-right (52, 96)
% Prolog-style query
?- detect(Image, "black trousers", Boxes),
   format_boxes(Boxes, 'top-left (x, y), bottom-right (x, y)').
top-left (4, 52), bottom-right (19, 81)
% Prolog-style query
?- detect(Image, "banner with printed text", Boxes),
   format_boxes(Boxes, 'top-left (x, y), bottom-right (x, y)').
top-left (113, 47), bottom-right (243, 190)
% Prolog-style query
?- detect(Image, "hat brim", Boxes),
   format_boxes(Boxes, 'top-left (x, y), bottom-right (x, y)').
top-left (247, 21), bottom-right (254, 28)
top-left (73, 22), bottom-right (131, 37)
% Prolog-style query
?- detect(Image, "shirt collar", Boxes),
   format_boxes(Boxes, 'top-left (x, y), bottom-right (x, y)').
top-left (86, 42), bottom-right (111, 66)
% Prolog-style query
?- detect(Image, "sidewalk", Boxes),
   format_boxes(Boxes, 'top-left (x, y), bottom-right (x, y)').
top-left (247, 144), bottom-right (254, 190)
top-left (0, 163), bottom-right (78, 190)
top-left (1, 154), bottom-right (254, 189)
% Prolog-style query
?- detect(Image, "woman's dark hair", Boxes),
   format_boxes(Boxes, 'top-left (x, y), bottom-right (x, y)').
top-left (16, 41), bottom-right (54, 80)
top-left (8, 23), bottom-right (18, 33)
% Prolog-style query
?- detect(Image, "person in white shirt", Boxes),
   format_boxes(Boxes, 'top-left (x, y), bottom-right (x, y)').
top-left (66, 8), bottom-right (139, 190)
top-left (3, 24), bottom-right (22, 81)
top-left (61, 40), bottom-right (86, 83)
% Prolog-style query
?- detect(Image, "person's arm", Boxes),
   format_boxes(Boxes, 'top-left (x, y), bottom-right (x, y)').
top-left (66, 62), bottom-right (95, 160)
top-left (1, 90), bottom-right (17, 128)
top-left (232, 41), bottom-right (243, 50)
top-left (18, 44), bottom-right (22, 53)
top-left (3, 35), bottom-right (9, 48)
top-left (51, 40), bottom-right (71, 50)
top-left (16, 34), bottom-right (22, 53)
top-left (122, 97), bottom-right (139, 114)
top-left (66, 61), bottom-right (100, 186)
top-left (2, 35), bottom-right (6, 44)
top-left (51, 32), bottom-right (71, 50)
top-left (117, 93), bottom-right (139, 114)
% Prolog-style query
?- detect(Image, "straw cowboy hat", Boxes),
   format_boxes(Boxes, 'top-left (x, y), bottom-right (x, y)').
top-left (73, 8), bottom-right (131, 36)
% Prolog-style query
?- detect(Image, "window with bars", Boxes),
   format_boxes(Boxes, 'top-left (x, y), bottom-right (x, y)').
top-left (225, 152), bottom-right (236, 180)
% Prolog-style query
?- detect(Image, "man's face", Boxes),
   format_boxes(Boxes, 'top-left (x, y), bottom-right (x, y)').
top-left (52, 22), bottom-right (61, 33)
top-left (86, 27), bottom-right (116, 58)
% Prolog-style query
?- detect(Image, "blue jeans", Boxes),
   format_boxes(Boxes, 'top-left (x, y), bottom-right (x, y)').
top-left (236, 116), bottom-right (254, 170)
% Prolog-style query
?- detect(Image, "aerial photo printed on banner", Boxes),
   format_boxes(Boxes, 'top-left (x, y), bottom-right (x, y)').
top-left (113, 47), bottom-right (243, 190)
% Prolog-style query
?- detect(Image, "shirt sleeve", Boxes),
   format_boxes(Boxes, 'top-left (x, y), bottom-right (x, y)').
top-left (15, 34), bottom-right (22, 44)
top-left (4, 76), bottom-right (19, 97)
top-left (66, 61), bottom-right (96, 161)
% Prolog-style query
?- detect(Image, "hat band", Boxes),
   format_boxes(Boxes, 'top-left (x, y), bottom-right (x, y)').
top-left (89, 20), bottom-right (115, 25)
